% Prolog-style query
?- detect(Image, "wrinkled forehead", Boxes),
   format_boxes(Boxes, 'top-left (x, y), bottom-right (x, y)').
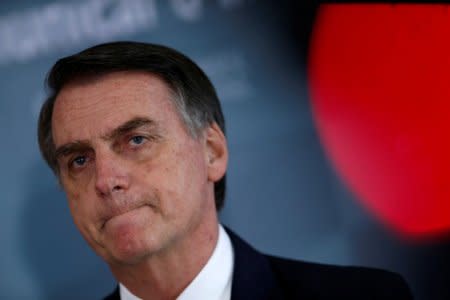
top-left (51, 71), bottom-right (180, 146)
top-left (52, 70), bottom-right (179, 111)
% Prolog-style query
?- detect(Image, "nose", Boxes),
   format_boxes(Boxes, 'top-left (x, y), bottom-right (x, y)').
top-left (94, 150), bottom-right (130, 198)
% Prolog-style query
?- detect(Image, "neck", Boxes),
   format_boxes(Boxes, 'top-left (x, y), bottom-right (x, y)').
top-left (109, 212), bottom-right (219, 300)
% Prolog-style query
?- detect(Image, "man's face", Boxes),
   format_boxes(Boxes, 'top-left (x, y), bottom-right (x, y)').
top-left (51, 71), bottom-right (226, 265)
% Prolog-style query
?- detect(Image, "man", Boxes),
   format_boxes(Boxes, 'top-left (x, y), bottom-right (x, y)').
top-left (38, 41), bottom-right (413, 300)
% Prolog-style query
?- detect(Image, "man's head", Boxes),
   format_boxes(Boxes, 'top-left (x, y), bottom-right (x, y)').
top-left (37, 42), bottom-right (228, 265)
top-left (39, 41), bottom-right (226, 210)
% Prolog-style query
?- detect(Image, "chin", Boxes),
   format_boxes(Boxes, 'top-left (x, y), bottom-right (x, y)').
top-left (103, 224), bottom-right (156, 265)
top-left (112, 247), bottom-right (151, 265)
top-left (107, 233), bottom-right (155, 265)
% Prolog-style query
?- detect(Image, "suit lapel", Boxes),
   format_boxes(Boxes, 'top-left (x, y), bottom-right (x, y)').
top-left (225, 228), bottom-right (285, 300)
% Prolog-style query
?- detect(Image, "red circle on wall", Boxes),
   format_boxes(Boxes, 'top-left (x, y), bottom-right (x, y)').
top-left (308, 4), bottom-right (450, 238)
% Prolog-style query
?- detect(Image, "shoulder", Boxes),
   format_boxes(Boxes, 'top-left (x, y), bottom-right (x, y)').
top-left (103, 286), bottom-right (119, 300)
top-left (225, 227), bottom-right (413, 299)
top-left (266, 255), bottom-right (413, 299)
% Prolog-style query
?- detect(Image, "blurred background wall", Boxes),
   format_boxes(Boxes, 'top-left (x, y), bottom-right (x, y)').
top-left (0, 1), bottom-right (448, 299)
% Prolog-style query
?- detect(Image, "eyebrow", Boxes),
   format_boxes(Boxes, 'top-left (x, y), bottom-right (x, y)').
top-left (54, 117), bottom-right (157, 160)
top-left (55, 140), bottom-right (90, 161)
top-left (101, 117), bottom-right (156, 141)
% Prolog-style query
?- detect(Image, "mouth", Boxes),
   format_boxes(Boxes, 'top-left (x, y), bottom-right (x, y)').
top-left (100, 205), bottom-right (148, 230)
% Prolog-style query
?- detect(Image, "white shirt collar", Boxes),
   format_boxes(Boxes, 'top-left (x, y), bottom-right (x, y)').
top-left (119, 224), bottom-right (234, 300)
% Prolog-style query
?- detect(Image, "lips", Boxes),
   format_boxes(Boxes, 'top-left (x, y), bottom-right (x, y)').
top-left (100, 204), bottom-right (148, 230)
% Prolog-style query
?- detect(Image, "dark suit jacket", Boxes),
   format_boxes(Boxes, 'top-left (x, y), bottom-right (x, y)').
top-left (104, 228), bottom-right (413, 299)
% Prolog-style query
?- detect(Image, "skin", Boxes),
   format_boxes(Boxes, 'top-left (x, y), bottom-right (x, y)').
top-left (51, 71), bottom-right (228, 299)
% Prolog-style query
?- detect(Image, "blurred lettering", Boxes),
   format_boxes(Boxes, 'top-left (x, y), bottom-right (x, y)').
top-left (0, 0), bottom-right (246, 65)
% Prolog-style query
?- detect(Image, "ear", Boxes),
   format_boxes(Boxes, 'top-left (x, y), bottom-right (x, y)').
top-left (204, 122), bottom-right (228, 183)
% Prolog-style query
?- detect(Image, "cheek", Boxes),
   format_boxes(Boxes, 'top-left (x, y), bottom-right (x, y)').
top-left (66, 191), bottom-right (101, 245)
top-left (64, 184), bottom-right (95, 225)
top-left (65, 186), bottom-right (81, 210)
top-left (142, 155), bottom-right (200, 207)
top-left (136, 138), bottom-right (209, 209)
top-left (62, 174), bottom-right (94, 208)
top-left (167, 147), bottom-right (209, 205)
top-left (66, 193), bottom-right (85, 224)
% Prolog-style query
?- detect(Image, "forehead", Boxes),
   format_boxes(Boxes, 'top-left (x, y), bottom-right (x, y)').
top-left (51, 71), bottom-right (178, 146)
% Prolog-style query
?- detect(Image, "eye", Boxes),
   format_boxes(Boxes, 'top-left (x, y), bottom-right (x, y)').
top-left (71, 156), bottom-right (88, 168)
top-left (129, 135), bottom-right (146, 146)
